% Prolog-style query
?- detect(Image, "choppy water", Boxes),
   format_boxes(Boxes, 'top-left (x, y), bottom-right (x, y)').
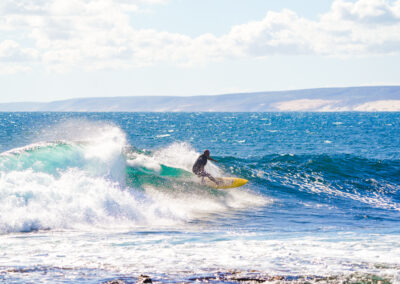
top-left (0, 112), bottom-right (399, 283)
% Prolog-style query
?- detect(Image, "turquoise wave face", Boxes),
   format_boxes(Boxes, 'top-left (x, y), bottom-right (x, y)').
top-left (125, 164), bottom-right (192, 189)
top-left (0, 142), bottom-right (86, 175)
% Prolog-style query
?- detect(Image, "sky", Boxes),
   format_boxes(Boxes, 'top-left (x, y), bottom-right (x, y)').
top-left (1, 0), bottom-right (400, 102)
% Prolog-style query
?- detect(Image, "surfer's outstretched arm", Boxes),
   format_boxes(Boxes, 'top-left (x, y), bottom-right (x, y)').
top-left (208, 157), bottom-right (218, 163)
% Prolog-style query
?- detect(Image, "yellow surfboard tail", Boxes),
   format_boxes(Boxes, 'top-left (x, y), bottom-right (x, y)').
top-left (202, 177), bottom-right (248, 189)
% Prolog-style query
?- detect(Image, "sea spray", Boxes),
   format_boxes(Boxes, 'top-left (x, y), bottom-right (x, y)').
top-left (126, 142), bottom-right (223, 176)
top-left (37, 119), bottom-right (128, 182)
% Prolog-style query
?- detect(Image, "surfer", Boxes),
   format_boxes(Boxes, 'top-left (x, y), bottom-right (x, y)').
top-left (192, 150), bottom-right (221, 185)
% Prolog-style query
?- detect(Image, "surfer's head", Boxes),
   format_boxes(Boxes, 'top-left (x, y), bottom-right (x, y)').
top-left (204, 150), bottom-right (210, 157)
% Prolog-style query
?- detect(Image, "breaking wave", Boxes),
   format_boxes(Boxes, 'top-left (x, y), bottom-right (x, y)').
top-left (0, 121), bottom-right (266, 233)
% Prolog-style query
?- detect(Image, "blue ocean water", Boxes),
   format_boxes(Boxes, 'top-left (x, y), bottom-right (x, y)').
top-left (0, 112), bottom-right (399, 283)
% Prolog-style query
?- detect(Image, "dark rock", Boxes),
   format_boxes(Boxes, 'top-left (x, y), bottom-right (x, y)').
top-left (103, 280), bottom-right (126, 284)
top-left (137, 274), bottom-right (152, 283)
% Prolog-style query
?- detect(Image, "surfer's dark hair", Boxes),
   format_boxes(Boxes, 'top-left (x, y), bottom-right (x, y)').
top-left (204, 149), bottom-right (210, 156)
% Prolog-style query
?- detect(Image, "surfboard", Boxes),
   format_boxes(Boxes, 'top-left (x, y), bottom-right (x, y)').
top-left (201, 177), bottom-right (248, 189)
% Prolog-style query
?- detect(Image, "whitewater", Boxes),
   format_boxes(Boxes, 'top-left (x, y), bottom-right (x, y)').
top-left (0, 112), bottom-right (399, 283)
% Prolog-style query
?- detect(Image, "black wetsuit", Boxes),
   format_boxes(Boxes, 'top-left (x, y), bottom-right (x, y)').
top-left (192, 153), bottom-right (218, 183)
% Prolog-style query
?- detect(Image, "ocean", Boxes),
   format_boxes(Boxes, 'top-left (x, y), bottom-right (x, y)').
top-left (0, 112), bottom-right (399, 283)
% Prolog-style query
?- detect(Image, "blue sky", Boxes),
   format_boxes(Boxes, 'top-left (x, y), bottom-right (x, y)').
top-left (1, 0), bottom-right (399, 102)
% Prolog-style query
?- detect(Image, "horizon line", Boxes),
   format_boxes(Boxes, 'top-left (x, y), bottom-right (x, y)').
top-left (2, 85), bottom-right (399, 105)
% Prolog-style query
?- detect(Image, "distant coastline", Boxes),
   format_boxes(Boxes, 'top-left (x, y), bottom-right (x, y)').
top-left (1, 86), bottom-right (400, 112)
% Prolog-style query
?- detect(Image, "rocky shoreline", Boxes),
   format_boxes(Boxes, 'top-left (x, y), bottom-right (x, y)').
top-left (103, 271), bottom-right (394, 283)
top-left (3, 265), bottom-right (396, 283)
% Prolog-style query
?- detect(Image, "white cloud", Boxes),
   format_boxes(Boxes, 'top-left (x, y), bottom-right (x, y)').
top-left (0, 40), bottom-right (38, 62)
top-left (225, 0), bottom-right (400, 57)
top-left (325, 0), bottom-right (399, 23)
top-left (0, 0), bottom-right (400, 73)
top-left (0, 64), bottom-right (31, 75)
top-left (0, 40), bottom-right (38, 74)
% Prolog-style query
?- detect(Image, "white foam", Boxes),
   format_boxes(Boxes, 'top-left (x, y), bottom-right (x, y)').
top-left (155, 134), bottom-right (171, 138)
top-left (1, 230), bottom-right (399, 280)
top-left (0, 167), bottom-right (201, 232)
top-left (143, 185), bottom-right (269, 221)
top-left (0, 165), bottom-right (269, 233)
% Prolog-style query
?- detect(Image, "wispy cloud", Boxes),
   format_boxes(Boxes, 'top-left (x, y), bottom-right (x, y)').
top-left (1, 0), bottom-right (400, 73)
